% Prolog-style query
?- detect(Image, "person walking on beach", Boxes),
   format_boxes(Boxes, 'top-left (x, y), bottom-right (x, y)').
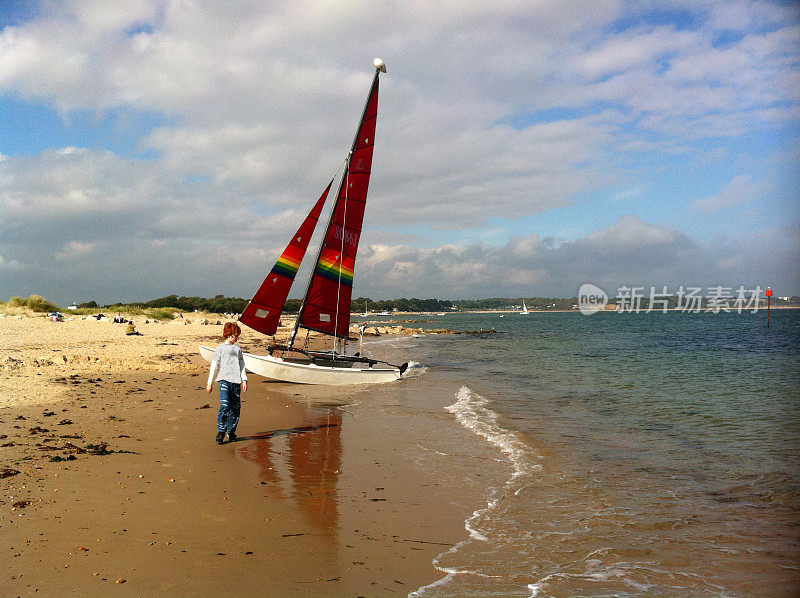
top-left (206, 322), bottom-right (247, 444)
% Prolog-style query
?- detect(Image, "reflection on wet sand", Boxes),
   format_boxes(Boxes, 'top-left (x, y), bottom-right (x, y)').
top-left (236, 407), bottom-right (342, 535)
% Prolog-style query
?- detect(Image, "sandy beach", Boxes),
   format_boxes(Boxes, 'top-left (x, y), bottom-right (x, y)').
top-left (1, 313), bottom-right (470, 596)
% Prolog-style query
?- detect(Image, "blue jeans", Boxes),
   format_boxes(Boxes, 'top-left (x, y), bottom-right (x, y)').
top-left (217, 380), bottom-right (241, 434)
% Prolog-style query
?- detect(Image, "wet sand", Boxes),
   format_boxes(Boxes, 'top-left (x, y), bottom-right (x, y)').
top-left (1, 315), bottom-right (469, 596)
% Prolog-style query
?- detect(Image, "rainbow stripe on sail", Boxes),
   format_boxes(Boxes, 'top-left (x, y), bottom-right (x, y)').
top-left (270, 245), bottom-right (304, 279)
top-left (315, 249), bottom-right (354, 286)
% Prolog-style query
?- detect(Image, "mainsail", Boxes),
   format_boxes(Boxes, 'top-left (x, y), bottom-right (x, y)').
top-left (239, 181), bottom-right (332, 336)
top-left (295, 69), bottom-right (381, 340)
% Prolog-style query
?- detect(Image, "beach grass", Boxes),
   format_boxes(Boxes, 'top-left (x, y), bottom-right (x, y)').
top-left (140, 307), bottom-right (179, 320)
top-left (1, 295), bottom-right (187, 321)
top-left (3, 294), bottom-right (60, 313)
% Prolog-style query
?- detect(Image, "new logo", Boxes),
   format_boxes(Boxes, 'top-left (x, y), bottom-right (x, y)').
top-left (578, 283), bottom-right (608, 315)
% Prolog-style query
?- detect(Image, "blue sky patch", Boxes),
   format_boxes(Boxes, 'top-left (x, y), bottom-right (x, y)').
top-left (0, 95), bottom-right (175, 158)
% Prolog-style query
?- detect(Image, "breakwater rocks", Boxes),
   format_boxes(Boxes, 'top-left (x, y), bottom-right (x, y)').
top-left (353, 324), bottom-right (497, 336)
top-left (418, 328), bottom-right (498, 335)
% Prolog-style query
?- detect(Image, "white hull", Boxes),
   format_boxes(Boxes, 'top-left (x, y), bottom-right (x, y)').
top-left (199, 345), bottom-right (401, 385)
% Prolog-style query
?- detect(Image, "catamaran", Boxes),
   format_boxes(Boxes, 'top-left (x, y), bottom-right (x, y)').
top-left (199, 59), bottom-right (407, 385)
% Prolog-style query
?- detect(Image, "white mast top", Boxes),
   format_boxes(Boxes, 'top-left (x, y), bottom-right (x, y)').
top-left (374, 58), bottom-right (386, 73)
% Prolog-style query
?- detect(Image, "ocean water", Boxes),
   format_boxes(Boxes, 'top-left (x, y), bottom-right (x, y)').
top-left (359, 310), bottom-right (800, 597)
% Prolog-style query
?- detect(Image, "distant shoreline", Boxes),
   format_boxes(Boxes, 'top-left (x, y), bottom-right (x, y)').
top-left (354, 305), bottom-right (800, 316)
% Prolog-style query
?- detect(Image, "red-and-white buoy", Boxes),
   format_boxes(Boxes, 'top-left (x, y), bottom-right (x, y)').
top-left (766, 287), bottom-right (773, 328)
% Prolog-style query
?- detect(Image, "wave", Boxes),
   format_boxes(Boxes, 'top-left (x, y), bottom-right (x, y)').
top-left (362, 335), bottom-right (420, 349)
top-left (402, 360), bottom-right (428, 378)
top-left (410, 385), bottom-right (542, 597)
top-left (445, 386), bottom-right (541, 480)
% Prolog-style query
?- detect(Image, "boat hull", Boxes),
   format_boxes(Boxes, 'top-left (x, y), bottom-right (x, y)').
top-left (198, 345), bottom-right (401, 385)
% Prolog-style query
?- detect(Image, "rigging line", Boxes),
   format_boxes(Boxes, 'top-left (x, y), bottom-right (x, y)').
top-left (333, 153), bottom-right (350, 352)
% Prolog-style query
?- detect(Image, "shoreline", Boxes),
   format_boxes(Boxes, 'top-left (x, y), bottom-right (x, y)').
top-left (355, 305), bottom-right (800, 315)
top-left (1, 316), bottom-right (472, 595)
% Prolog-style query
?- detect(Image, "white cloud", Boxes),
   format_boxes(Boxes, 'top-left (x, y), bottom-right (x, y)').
top-left (0, 146), bottom-right (322, 304)
top-left (614, 185), bottom-right (648, 201)
top-left (0, 254), bottom-right (24, 272)
top-left (578, 25), bottom-right (701, 80)
top-left (0, 1), bottom-right (630, 217)
top-left (691, 174), bottom-right (770, 213)
top-left (54, 241), bottom-right (95, 262)
top-left (705, 0), bottom-right (799, 32)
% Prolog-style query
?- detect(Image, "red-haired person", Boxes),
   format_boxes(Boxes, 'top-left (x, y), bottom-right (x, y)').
top-left (206, 322), bottom-right (247, 444)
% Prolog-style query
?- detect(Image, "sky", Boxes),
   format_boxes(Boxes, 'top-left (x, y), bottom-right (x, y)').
top-left (1, 0), bottom-right (798, 306)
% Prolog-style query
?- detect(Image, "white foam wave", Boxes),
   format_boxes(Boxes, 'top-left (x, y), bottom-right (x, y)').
top-left (415, 443), bottom-right (450, 457)
top-left (411, 386), bottom-right (542, 597)
top-left (444, 386), bottom-right (541, 479)
top-left (409, 559), bottom-right (502, 597)
top-left (445, 385), bottom-right (541, 545)
top-left (527, 551), bottom-right (679, 597)
top-left (402, 360), bottom-right (428, 378)
top-left (362, 335), bottom-right (418, 349)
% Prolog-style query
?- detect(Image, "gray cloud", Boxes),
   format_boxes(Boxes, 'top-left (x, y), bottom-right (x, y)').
top-left (351, 215), bottom-right (789, 299)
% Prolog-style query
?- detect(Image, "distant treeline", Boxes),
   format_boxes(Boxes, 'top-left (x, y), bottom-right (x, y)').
top-left (100, 295), bottom-right (575, 313)
top-left (103, 295), bottom-right (251, 314)
top-left (353, 297), bottom-right (455, 312)
top-left (13, 293), bottom-right (800, 315)
top-left (353, 297), bottom-right (578, 311)
top-left (102, 295), bottom-right (460, 314)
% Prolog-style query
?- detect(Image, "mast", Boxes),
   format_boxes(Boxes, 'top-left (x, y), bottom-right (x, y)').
top-left (287, 59), bottom-right (386, 351)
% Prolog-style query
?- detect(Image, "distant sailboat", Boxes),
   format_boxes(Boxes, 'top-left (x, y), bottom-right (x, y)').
top-left (521, 300), bottom-right (530, 314)
top-left (200, 59), bottom-right (407, 385)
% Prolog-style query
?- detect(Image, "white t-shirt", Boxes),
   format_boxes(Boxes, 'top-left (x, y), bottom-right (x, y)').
top-left (207, 342), bottom-right (247, 386)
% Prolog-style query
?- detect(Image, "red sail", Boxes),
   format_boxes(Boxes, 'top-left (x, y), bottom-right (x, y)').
top-left (298, 72), bottom-right (380, 339)
top-left (239, 181), bottom-right (332, 336)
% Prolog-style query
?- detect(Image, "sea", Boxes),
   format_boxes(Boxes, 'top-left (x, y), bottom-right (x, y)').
top-left (355, 309), bottom-right (800, 597)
